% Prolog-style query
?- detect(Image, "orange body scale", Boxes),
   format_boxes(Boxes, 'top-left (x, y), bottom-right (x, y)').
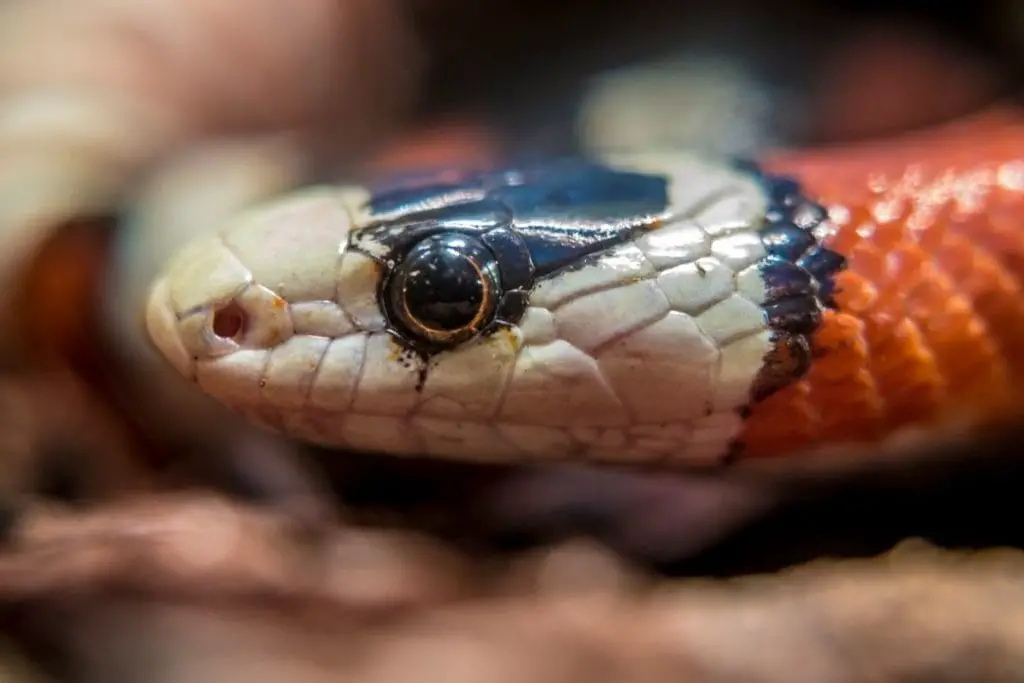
top-left (739, 107), bottom-right (1024, 459)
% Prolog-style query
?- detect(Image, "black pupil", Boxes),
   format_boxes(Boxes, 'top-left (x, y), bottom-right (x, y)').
top-left (403, 247), bottom-right (484, 331)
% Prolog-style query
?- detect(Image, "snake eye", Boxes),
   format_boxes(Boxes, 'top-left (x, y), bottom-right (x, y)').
top-left (384, 232), bottom-right (502, 348)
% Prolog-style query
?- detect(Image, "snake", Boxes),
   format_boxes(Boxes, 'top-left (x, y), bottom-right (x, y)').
top-left (143, 105), bottom-right (1024, 475)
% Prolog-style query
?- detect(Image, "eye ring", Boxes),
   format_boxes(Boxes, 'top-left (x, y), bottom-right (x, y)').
top-left (383, 231), bottom-right (503, 349)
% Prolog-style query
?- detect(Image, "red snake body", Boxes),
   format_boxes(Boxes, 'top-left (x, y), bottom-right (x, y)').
top-left (738, 106), bottom-right (1024, 462)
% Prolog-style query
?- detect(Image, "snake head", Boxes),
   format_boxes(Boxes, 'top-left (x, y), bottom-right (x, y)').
top-left (147, 155), bottom-right (839, 466)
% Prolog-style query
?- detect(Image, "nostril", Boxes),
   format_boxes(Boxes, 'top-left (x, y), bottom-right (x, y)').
top-left (212, 301), bottom-right (248, 340)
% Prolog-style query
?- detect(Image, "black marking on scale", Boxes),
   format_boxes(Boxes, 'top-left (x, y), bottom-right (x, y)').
top-left (355, 159), bottom-right (670, 277)
top-left (732, 158), bottom-right (848, 406)
top-left (390, 339), bottom-right (428, 392)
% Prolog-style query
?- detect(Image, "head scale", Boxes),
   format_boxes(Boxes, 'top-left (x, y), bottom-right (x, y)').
top-left (146, 154), bottom-right (844, 466)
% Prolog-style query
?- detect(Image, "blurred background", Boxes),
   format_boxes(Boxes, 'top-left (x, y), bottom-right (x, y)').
top-left (404, 0), bottom-right (1021, 154)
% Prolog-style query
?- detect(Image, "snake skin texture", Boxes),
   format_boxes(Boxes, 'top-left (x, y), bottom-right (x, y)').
top-left (147, 153), bottom-right (800, 465)
top-left (737, 110), bottom-right (1024, 460)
